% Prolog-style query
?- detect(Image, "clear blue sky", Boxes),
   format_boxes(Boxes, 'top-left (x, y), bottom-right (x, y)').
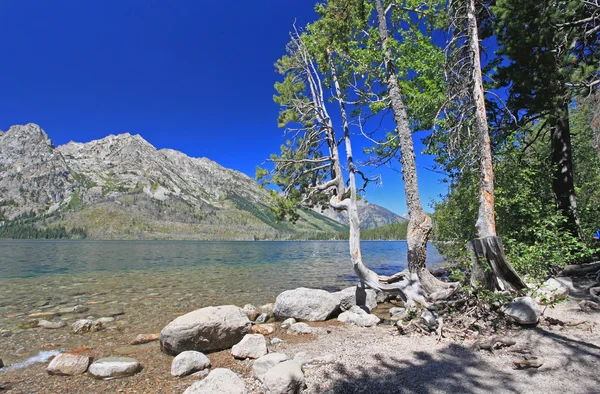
top-left (0, 0), bottom-right (447, 215)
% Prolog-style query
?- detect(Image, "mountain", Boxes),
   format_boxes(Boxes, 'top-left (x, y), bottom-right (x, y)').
top-left (318, 200), bottom-right (407, 230)
top-left (0, 123), bottom-right (400, 239)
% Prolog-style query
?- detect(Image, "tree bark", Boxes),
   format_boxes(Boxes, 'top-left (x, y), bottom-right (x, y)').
top-left (374, 0), bottom-right (447, 294)
top-left (468, 237), bottom-right (527, 292)
top-left (549, 99), bottom-right (582, 239)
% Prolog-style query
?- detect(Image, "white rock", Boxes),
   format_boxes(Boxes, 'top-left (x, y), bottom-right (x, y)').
top-left (88, 357), bottom-right (141, 379)
top-left (253, 353), bottom-right (289, 382)
top-left (280, 318), bottom-right (296, 329)
top-left (46, 353), bottom-right (89, 375)
top-left (420, 310), bottom-right (437, 329)
top-left (535, 278), bottom-right (569, 304)
top-left (389, 307), bottom-right (406, 316)
top-left (183, 368), bottom-right (247, 394)
top-left (171, 351), bottom-right (211, 377)
top-left (287, 322), bottom-right (312, 335)
top-left (94, 317), bottom-right (115, 325)
top-left (242, 304), bottom-right (259, 321)
top-left (335, 286), bottom-right (378, 312)
top-left (231, 334), bottom-right (268, 359)
top-left (262, 360), bottom-right (305, 394)
top-left (505, 296), bottom-right (541, 325)
top-left (160, 305), bottom-right (251, 356)
top-left (274, 288), bottom-right (340, 321)
top-left (337, 307), bottom-right (380, 327)
top-left (271, 338), bottom-right (284, 345)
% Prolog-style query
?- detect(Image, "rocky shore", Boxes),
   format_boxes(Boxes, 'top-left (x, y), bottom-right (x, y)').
top-left (1, 280), bottom-right (599, 393)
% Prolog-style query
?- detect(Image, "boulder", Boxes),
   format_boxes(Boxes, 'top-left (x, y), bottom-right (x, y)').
top-left (183, 368), bottom-right (246, 394)
top-left (262, 360), bottom-right (305, 394)
top-left (274, 288), bottom-right (340, 321)
top-left (253, 353), bottom-right (289, 382)
top-left (242, 304), bottom-right (259, 321)
top-left (231, 334), bottom-right (268, 359)
top-left (88, 357), bottom-right (141, 379)
top-left (505, 297), bottom-right (541, 325)
top-left (171, 351), bottom-right (211, 377)
top-left (160, 305), bottom-right (251, 356)
top-left (38, 320), bottom-right (66, 329)
top-left (46, 353), bottom-right (90, 375)
top-left (287, 323), bottom-right (312, 335)
top-left (335, 286), bottom-right (378, 313)
top-left (535, 278), bottom-right (569, 304)
top-left (337, 306), bottom-right (380, 327)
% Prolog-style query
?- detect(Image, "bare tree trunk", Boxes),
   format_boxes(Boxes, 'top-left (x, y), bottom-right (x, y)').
top-left (465, 0), bottom-right (526, 292)
top-left (374, 0), bottom-right (448, 294)
top-left (550, 99), bottom-right (582, 240)
top-left (327, 52), bottom-right (429, 307)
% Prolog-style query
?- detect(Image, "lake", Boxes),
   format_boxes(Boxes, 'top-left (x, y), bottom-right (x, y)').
top-left (0, 240), bottom-right (444, 364)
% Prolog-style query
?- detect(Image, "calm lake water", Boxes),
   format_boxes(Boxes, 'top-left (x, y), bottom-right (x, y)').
top-left (0, 240), bottom-right (444, 364)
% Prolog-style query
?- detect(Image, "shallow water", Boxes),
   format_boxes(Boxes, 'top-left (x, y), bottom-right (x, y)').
top-left (0, 240), bottom-right (443, 365)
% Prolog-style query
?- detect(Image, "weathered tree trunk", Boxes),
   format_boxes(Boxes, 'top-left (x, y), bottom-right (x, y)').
top-left (328, 52), bottom-right (429, 307)
top-left (465, 0), bottom-right (526, 292)
top-left (549, 99), bottom-right (582, 239)
top-left (375, 0), bottom-right (448, 294)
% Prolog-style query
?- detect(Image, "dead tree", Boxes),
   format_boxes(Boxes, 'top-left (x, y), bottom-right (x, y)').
top-left (444, 0), bottom-right (526, 291)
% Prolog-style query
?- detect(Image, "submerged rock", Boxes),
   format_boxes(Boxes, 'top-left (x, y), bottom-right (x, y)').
top-left (71, 319), bottom-right (102, 334)
top-left (183, 368), bottom-right (246, 394)
top-left (130, 333), bottom-right (160, 345)
top-left (171, 351), bottom-right (211, 377)
top-left (274, 288), bottom-right (340, 321)
top-left (88, 357), bottom-right (141, 379)
top-left (46, 353), bottom-right (90, 376)
top-left (160, 305), bottom-right (251, 356)
top-left (38, 320), bottom-right (66, 329)
top-left (231, 334), bottom-right (268, 359)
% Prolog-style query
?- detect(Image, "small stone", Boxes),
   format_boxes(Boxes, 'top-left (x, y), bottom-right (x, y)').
top-left (420, 310), bottom-right (437, 329)
top-left (255, 313), bottom-right (270, 324)
top-left (95, 317), bottom-right (115, 325)
top-left (250, 324), bottom-right (275, 335)
top-left (288, 322), bottom-right (312, 335)
top-left (72, 319), bottom-right (102, 334)
top-left (262, 360), bottom-right (305, 394)
top-left (38, 320), bottom-right (66, 329)
top-left (46, 353), bottom-right (90, 376)
top-left (389, 307), bottom-right (406, 316)
top-left (183, 368), bottom-right (246, 394)
top-left (280, 318), bottom-right (296, 329)
top-left (243, 304), bottom-right (259, 321)
top-left (253, 353), bottom-right (289, 382)
top-left (88, 357), bottom-right (141, 379)
top-left (271, 338), bottom-right (284, 345)
top-left (130, 333), bottom-right (160, 345)
top-left (337, 307), bottom-right (380, 327)
top-left (171, 351), bottom-right (211, 377)
top-left (231, 334), bottom-right (268, 359)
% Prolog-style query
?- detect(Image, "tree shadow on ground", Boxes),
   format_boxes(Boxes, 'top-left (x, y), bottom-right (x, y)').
top-left (320, 343), bottom-right (520, 394)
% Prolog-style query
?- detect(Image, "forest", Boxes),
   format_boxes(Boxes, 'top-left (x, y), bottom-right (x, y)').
top-left (258, 0), bottom-right (600, 301)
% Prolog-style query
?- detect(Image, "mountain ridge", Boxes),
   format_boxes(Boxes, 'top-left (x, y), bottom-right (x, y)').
top-left (0, 123), bottom-right (404, 239)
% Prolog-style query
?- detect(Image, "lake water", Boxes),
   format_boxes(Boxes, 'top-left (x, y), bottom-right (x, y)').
top-left (0, 240), bottom-right (444, 365)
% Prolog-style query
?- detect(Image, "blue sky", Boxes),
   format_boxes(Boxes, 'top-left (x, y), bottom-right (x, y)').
top-left (0, 0), bottom-right (448, 215)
